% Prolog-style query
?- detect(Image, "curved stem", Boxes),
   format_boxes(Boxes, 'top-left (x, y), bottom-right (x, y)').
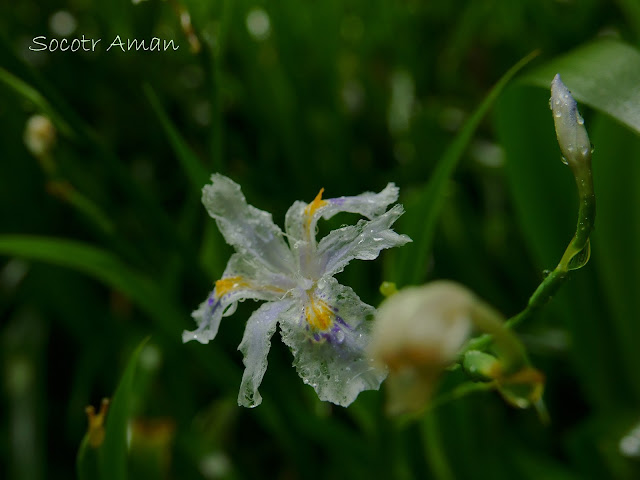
top-left (460, 157), bottom-right (596, 357)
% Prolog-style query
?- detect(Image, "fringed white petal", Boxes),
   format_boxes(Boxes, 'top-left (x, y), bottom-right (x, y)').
top-left (202, 174), bottom-right (295, 274)
top-left (317, 204), bottom-right (411, 277)
top-left (279, 277), bottom-right (387, 406)
top-left (238, 299), bottom-right (297, 407)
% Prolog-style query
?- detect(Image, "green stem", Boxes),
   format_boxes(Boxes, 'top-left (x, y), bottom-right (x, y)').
top-left (421, 413), bottom-right (454, 480)
top-left (461, 157), bottom-right (596, 356)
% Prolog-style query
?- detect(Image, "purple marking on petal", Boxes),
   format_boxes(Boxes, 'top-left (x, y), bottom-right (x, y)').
top-left (335, 316), bottom-right (351, 329)
top-left (210, 299), bottom-right (221, 313)
top-left (330, 197), bottom-right (346, 206)
top-left (208, 297), bottom-right (215, 306)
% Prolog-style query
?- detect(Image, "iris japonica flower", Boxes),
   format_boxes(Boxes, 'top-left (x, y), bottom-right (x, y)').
top-left (183, 174), bottom-right (411, 407)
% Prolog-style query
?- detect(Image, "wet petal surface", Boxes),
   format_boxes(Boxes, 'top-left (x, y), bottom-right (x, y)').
top-left (280, 277), bottom-right (387, 406)
top-left (202, 174), bottom-right (295, 274)
top-left (238, 299), bottom-right (297, 407)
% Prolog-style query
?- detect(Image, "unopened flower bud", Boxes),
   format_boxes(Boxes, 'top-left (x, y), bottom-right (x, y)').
top-left (23, 114), bottom-right (56, 157)
top-left (550, 74), bottom-right (591, 169)
top-left (368, 281), bottom-right (475, 415)
top-left (462, 350), bottom-right (501, 382)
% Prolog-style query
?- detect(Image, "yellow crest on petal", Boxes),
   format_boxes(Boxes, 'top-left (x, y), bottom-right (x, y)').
top-left (303, 188), bottom-right (328, 236)
top-left (305, 297), bottom-right (334, 331)
top-left (215, 276), bottom-right (248, 298)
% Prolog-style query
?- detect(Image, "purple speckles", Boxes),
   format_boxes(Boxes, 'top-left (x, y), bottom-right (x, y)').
top-left (335, 316), bottom-right (351, 330)
top-left (306, 315), bottom-right (351, 345)
top-left (330, 197), bottom-right (346, 206)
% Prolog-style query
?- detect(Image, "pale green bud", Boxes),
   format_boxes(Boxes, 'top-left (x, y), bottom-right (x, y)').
top-left (550, 74), bottom-right (591, 169)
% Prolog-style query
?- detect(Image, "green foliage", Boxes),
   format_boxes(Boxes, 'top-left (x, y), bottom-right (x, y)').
top-left (76, 337), bottom-right (150, 480)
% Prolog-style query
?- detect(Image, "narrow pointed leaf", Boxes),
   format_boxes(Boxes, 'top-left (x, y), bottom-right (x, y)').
top-left (395, 50), bottom-right (538, 285)
top-left (99, 337), bottom-right (150, 480)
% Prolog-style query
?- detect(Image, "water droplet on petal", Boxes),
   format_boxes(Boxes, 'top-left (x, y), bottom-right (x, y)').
top-left (335, 330), bottom-right (345, 344)
top-left (554, 111), bottom-right (562, 118)
top-left (561, 156), bottom-right (568, 165)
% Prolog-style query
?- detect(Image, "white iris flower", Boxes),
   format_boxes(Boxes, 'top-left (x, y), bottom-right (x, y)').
top-left (183, 174), bottom-right (411, 407)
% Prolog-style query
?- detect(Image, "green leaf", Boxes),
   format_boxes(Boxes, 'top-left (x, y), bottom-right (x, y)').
top-left (143, 84), bottom-right (210, 191)
top-left (0, 66), bottom-right (74, 137)
top-left (520, 39), bottom-right (640, 135)
top-left (99, 336), bottom-right (150, 480)
top-left (589, 113), bottom-right (640, 400)
top-left (77, 434), bottom-right (100, 480)
top-left (567, 238), bottom-right (591, 271)
top-left (0, 235), bottom-right (240, 387)
top-left (0, 235), bottom-right (177, 329)
top-left (394, 50), bottom-right (539, 285)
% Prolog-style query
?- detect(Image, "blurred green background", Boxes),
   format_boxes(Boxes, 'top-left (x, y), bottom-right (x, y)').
top-left (2, 0), bottom-right (640, 479)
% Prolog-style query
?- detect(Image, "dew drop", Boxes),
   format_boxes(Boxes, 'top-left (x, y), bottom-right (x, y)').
top-left (335, 331), bottom-right (346, 344)
top-left (554, 111), bottom-right (562, 118)
top-left (577, 114), bottom-right (584, 125)
top-left (561, 156), bottom-right (568, 165)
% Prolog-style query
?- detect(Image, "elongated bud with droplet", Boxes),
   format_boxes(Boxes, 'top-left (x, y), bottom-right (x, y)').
top-left (550, 73), bottom-right (595, 265)
top-left (550, 74), bottom-right (591, 169)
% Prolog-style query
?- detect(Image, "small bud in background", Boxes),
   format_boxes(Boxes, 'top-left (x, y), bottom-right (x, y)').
top-left (462, 350), bottom-right (502, 382)
top-left (129, 419), bottom-right (176, 479)
top-left (550, 74), bottom-right (591, 170)
top-left (84, 398), bottom-right (110, 448)
top-left (368, 281), bottom-right (475, 415)
top-left (379, 281), bottom-right (398, 297)
top-left (23, 114), bottom-right (56, 158)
